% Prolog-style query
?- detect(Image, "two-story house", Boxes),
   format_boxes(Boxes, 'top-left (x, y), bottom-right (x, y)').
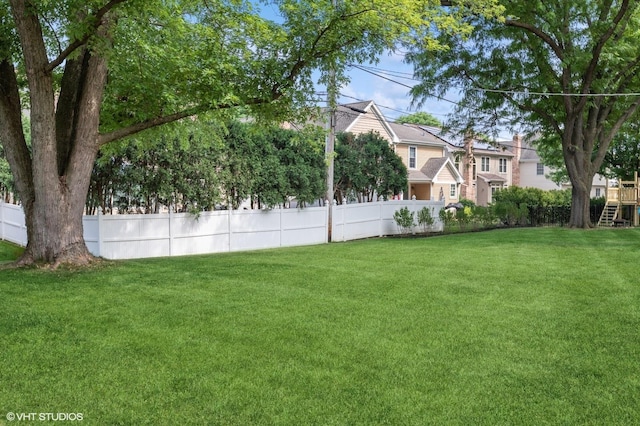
top-left (416, 127), bottom-right (515, 206)
top-left (331, 101), bottom-right (463, 204)
top-left (507, 135), bottom-right (608, 198)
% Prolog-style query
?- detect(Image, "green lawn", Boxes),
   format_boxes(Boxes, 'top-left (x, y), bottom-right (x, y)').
top-left (1, 228), bottom-right (640, 425)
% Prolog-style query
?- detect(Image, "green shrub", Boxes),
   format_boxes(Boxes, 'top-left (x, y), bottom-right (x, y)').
top-left (494, 201), bottom-right (529, 226)
top-left (438, 207), bottom-right (456, 231)
top-left (417, 206), bottom-right (435, 232)
top-left (393, 207), bottom-right (415, 235)
top-left (456, 206), bottom-right (472, 230)
top-left (472, 205), bottom-right (497, 228)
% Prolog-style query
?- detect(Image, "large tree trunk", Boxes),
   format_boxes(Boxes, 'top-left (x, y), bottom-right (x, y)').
top-left (563, 119), bottom-right (597, 229)
top-left (2, 1), bottom-right (108, 267)
top-left (568, 180), bottom-right (593, 228)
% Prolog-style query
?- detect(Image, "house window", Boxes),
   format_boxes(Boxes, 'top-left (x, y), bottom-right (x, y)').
top-left (481, 157), bottom-right (490, 172)
top-left (409, 146), bottom-right (417, 169)
top-left (499, 158), bottom-right (507, 173)
top-left (472, 161), bottom-right (477, 180)
top-left (596, 188), bottom-right (601, 197)
top-left (536, 163), bottom-right (544, 175)
top-left (450, 184), bottom-right (457, 198)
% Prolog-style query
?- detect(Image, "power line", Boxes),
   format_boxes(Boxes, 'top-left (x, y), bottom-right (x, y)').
top-left (350, 64), bottom-right (417, 80)
top-left (472, 87), bottom-right (640, 98)
top-left (349, 63), bottom-right (461, 106)
top-left (338, 93), bottom-right (448, 118)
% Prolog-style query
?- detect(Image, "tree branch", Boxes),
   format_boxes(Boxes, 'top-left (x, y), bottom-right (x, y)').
top-left (98, 96), bottom-right (277, 146)
top-left (577, 0), bottom-right (631, 110)
top-left (505, 19), bottom-right (564, 62)
top-left (46, 0), bottom-right (128, 72)
top-left (99, 108), bottom-right (202, 146)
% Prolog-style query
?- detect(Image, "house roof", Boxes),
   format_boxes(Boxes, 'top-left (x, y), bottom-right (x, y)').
top-left (334, 101), bottom-right (372, 133)
top-left (422, 157), bottom-right (448, 179)
top-left (408, 157), bottom-right (464, 184)
top-left (408, 169), bottom-right (432, 183)
top-left (419, 126), bottom-right (514, 157)
top-left (388, 123), bottom-right (446, 147)
top-left (477, 173), bottom-right (507, 183)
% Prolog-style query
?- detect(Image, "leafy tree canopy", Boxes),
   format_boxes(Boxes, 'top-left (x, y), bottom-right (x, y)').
top-left (334, 131), bottom-right (407, 203)
top-left (0, 0), bottom-right (504, 265)
top-left (407, 0), bottom-right (640, 227)
top-left (396, 111), bottom-right (441, 127)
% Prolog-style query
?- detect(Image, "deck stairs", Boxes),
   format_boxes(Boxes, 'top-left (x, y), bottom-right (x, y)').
top-left (598, 202), bottom-right (620, 227)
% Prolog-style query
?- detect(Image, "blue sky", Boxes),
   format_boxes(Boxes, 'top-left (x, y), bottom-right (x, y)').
top-left (334, 52), bottom-right (459, 125)
top-left (254, 1), bottom-right (460, 127)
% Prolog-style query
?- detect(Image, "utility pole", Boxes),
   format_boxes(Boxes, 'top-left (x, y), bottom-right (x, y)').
top-left (325, 0), bottom-right (338, 243)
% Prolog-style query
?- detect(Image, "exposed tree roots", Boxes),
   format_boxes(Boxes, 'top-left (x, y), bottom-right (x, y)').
top-left (13, 242), bottom-right (103, 270)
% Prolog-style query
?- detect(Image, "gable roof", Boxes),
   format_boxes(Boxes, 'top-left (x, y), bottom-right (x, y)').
top-left (408, 157), bottom-right (464, 184)
top-left (334, 101), bottom-right (398, 142)
top-left (388, 123), bottom-right (447, 147)
top-left (419, 126), bottom-right (514, 157)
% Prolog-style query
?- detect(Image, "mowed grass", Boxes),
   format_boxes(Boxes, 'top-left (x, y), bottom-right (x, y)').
top-left (1, 228), bottom-right (640, 425)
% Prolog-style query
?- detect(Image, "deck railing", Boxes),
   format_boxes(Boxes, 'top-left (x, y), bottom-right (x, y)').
top-left (606, 185), bottom-right (638, 203)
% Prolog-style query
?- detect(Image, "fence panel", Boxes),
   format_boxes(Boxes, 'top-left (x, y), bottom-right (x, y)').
top-left (280, 207), bottom-right (327, 247)
top-left (99, 214), bottom-right (172, 259)
top-left (2, 200), bottom-right (445, 260)
top-left (0, 202), bottom-right (27, 246)
top-left (169, 211), bottom-right (230, 256)
top-left (334, 203), bottom-right (383, 241)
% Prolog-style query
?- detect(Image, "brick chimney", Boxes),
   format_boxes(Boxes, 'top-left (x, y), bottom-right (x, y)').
top-left (460, 132), bottom-right (476, 202)
top-left (511, 134), bottom-right (522, 187)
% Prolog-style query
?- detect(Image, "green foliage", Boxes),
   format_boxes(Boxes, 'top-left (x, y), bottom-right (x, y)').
top-left (88, 121), bottom-right (326, 213)
top-left (438, 207), bottom-right (456, 231)
top-left (334, 131), bottom-right (407, 203)
top-left (417, 206), bottom-right (435, 232)
top-left (455, 206), bottom-right (472, 230)
top-left (459, 198), bottom-right (476, 208)
top-left (472, 205), bottom-right (497, 228)
top-left (602, 121), bottom-right (640, 180)
top-left (494, 202), bottom-right (529, 227)
top-left (407, 1), bottom-right (640, 226)
top-left (396, 112), bottom-right (441, 127)
top-left (0, 143), bottom-right (13, 202)
top-left (393, 207), bottom-right (415, 235)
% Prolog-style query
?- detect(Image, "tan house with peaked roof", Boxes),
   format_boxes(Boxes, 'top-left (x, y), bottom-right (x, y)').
top-left (416, 126), bottom-right (516, 206)
top-left (388, 122), bottom-right (463, 203)
top-left (331, 101), bottom-right (463, 204)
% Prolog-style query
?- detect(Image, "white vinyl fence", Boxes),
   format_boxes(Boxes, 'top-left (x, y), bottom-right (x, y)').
top-left (0, 202), bottom-right (28, 247)
top-left (1, 200), bottom-right (444, 260)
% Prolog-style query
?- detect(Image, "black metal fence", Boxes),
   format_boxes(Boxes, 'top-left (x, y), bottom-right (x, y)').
top-left (527, 205), bottom-right (604, 227)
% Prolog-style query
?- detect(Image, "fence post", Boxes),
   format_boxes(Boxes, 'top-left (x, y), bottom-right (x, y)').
top-left (379, 200), bottom-right (384, 237)
top-left (0, 201), bottom-right (4, 241)
top-left (97, 208), bottom-right (104, 258)
top-left (168, 208), bottom-right (174, 257)
top-left (228, 208), bottom-right (232, 252)
top-left (279, 205), bottom-right (283, 248)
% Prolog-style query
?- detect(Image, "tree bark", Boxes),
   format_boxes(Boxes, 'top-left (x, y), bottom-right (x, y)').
top-left (568, 179), bottom-right (593, 228)
top-left (4, 1), bottom-right (108, 266)
top-left (563, 118), bottom-right (596, 228)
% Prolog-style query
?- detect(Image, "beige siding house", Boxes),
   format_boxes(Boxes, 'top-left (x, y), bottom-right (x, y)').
top-left (332, 101), bottom-right (463, 205)
top-left (414, 127), bottom-right (515, 206)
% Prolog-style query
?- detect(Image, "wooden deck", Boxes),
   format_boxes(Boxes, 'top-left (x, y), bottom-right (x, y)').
top-left (601, 173), bottom-right (640, 226)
